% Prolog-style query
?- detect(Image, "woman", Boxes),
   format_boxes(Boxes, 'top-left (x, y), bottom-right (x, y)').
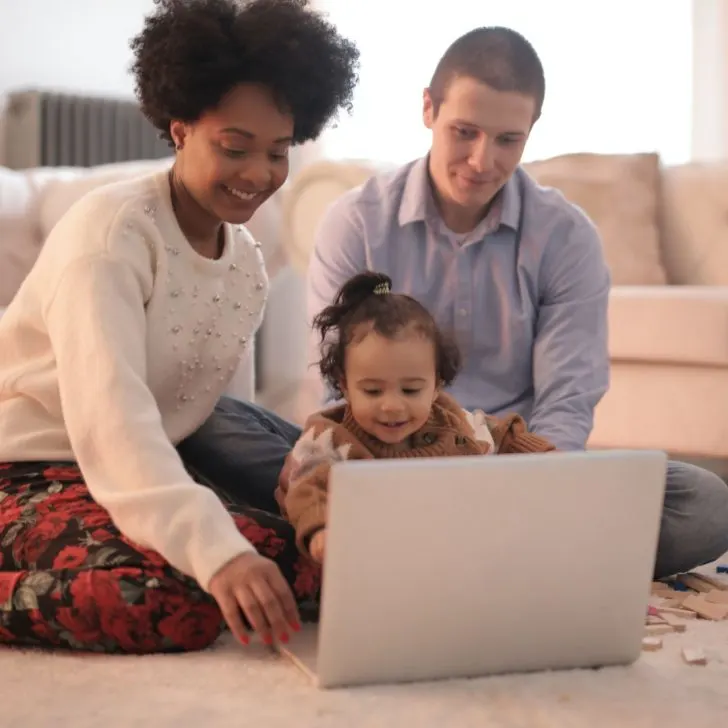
top-left (0, 0), bottom-right (358, 654)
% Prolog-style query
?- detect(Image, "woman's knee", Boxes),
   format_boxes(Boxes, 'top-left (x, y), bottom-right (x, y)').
top-left (96, 571), bottom-right (224, 654)
top-left (0, 568), bottom-right (224, 655)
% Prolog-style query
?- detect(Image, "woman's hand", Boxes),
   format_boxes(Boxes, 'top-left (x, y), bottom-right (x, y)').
top-left (208, 552), bottom-right (301, 646)
top-left (309, 529), bottom-right (327, 564)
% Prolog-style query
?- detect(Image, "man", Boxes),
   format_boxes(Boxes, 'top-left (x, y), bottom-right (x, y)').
top-left (305, 26), bottom-right (728, 577)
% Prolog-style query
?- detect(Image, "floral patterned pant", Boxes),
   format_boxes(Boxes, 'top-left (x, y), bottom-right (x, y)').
top-left (0, 462), bottom-right (321, 654)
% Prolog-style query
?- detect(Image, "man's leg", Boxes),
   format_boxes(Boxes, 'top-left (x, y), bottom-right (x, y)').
top-left (177, 396), bottom-right (302, 514)
top-left (654, 460), bottom-right (728, 578)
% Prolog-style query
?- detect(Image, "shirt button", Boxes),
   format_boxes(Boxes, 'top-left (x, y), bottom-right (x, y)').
top-left (459, 308), bottom-right (467, 317)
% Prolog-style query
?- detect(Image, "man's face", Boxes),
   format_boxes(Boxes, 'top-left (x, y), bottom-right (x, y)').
top-left (423, 76), bottom-right (535, 230)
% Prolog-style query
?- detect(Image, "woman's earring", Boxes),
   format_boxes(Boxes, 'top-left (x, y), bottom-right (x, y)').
top-left (175, 141), bottom-right (184, 151)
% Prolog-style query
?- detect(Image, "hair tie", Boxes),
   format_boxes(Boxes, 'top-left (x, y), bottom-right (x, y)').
top-left (373, 282), bottom-right (390, 295)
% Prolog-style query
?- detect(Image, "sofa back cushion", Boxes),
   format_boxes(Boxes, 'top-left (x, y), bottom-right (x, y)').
top-left (659, 161), bottom-right (728, 284)
top-left (523, 152), bottom-right (667, 286)
top-left (0, 166), bottom-right (72, 306)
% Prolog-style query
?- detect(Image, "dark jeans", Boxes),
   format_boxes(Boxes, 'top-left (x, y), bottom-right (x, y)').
top-left (177, 397), bottom-right (301, 515)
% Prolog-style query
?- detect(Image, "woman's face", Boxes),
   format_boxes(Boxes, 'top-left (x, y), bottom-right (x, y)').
top-left (170, 83), bottom-right (294, 225)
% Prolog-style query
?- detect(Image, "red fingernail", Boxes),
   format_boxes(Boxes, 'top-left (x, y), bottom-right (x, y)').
top-left (239, 635), bottom-right (249, 646)
top-left (279, 632), bottom-right (290, 644)
top-left (262, 634), bottom-right (273, 646)
top-left (291, 621), bottom-right (301, 632)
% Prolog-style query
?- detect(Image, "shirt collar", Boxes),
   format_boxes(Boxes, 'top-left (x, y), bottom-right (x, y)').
top-left (397, 155), bottom-right (522, 233)
top-left (498, 172), bottom-right (521, 231)
top-left (398, 156), bottom-right (430, 226)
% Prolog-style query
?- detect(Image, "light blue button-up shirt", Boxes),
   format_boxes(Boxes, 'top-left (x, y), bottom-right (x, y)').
top-left (307, 156), bottom-right (611, 451)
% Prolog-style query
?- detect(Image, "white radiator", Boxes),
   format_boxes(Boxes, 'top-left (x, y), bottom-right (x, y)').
top-left (2, 89), bottom-right (170, 170)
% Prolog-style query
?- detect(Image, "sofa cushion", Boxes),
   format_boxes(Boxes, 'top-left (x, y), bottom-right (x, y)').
top-left (523, 153), bottom-right (667, 286)
top-left (0, 167), bottom-right (60, 307)
top-left (282, 161), bottom-right (393, 274)
top-left (608, 286), bottom-right (728, 366)
top-left (659, 161), bottom-right (728, 284)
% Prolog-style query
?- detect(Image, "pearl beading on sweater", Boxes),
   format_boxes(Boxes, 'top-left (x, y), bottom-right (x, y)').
top-left (136, 204), bottom-right (268, 411)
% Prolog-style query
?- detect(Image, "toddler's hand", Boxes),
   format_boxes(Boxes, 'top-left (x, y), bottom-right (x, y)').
top-left (309, 529), bottom-right (327, 564)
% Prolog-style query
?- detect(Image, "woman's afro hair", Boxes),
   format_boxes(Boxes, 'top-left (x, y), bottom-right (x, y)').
top-left (130, 0), bottom-right (360, 145)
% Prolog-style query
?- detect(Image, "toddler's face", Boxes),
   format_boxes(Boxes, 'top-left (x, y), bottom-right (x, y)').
top-left (341, 328), bottom-right (439, 446)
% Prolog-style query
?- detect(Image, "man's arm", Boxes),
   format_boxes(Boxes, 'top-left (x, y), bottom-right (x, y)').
top-left (301, 195), bottom-right (368, 413)
top-left (529, 214), bottom-right (611, 450)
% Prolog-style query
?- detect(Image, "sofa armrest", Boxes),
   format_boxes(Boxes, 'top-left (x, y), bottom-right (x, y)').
top-left (609, 285), bottom-right (728, 366)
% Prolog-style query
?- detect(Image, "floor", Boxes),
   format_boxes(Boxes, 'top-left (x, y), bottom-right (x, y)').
top-left (2, 610), bottom-right (727, 728)
top-left (3, 559), bottom-right (728, 727)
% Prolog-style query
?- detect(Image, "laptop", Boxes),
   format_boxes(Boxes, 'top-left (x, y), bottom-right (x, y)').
top-left (277, 449), bottom-right (667, 689)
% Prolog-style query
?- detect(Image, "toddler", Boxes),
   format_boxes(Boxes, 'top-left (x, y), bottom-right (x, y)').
top-left (276, 271), bottom-right (555, 563)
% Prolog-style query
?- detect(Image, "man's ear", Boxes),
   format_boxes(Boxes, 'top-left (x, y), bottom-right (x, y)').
top-left (423, 88), bottom-right (436, 130)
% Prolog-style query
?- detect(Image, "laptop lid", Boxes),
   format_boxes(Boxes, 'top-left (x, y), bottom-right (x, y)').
top-left (291, 450), bottom-right (667, 688)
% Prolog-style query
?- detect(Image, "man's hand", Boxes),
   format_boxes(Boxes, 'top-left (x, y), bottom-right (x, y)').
top-left (208, 552), bottom-right (301, 646)
top-left (309, 529), bottom-right (327, 564)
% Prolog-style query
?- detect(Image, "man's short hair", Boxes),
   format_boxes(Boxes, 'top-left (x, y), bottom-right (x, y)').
top-left (428, 27), bottom-right (545, 121)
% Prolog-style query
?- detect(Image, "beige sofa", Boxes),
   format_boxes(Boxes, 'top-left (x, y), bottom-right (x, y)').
top-left (4, 153), bottom-right (728, 458)
top-left (0, 159), bottom-right (290, 403)
top-left (282, 153), bottom-right (728, 459)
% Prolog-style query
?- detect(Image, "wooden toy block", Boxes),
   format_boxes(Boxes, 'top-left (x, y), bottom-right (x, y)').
top-left (645, 623), bottom-right (674, 636)
top-left (641, 636), bottom-right (663, 651)
top-left (681, 594), bottom-right (728, 620)
top-left (661, 591), bottom-right (691, 607)
top-left (656, 606), bottom-right (696, 619)
top-left (681, 647), bottom-right (707, 666)
top-left (647, 615), bottom-right (666, 625)
top-left (704, 589), bottom-right (728, 605)
top-left (658, 598), bottom-right (683, 609)
top-left (657, 611), bottom-right (687, 632)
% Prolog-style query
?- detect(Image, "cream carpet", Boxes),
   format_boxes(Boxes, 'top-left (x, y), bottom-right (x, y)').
top-left (3, 567), bottom-right (728, 728)
top-left (2, 623), bottom-right (728, 728)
